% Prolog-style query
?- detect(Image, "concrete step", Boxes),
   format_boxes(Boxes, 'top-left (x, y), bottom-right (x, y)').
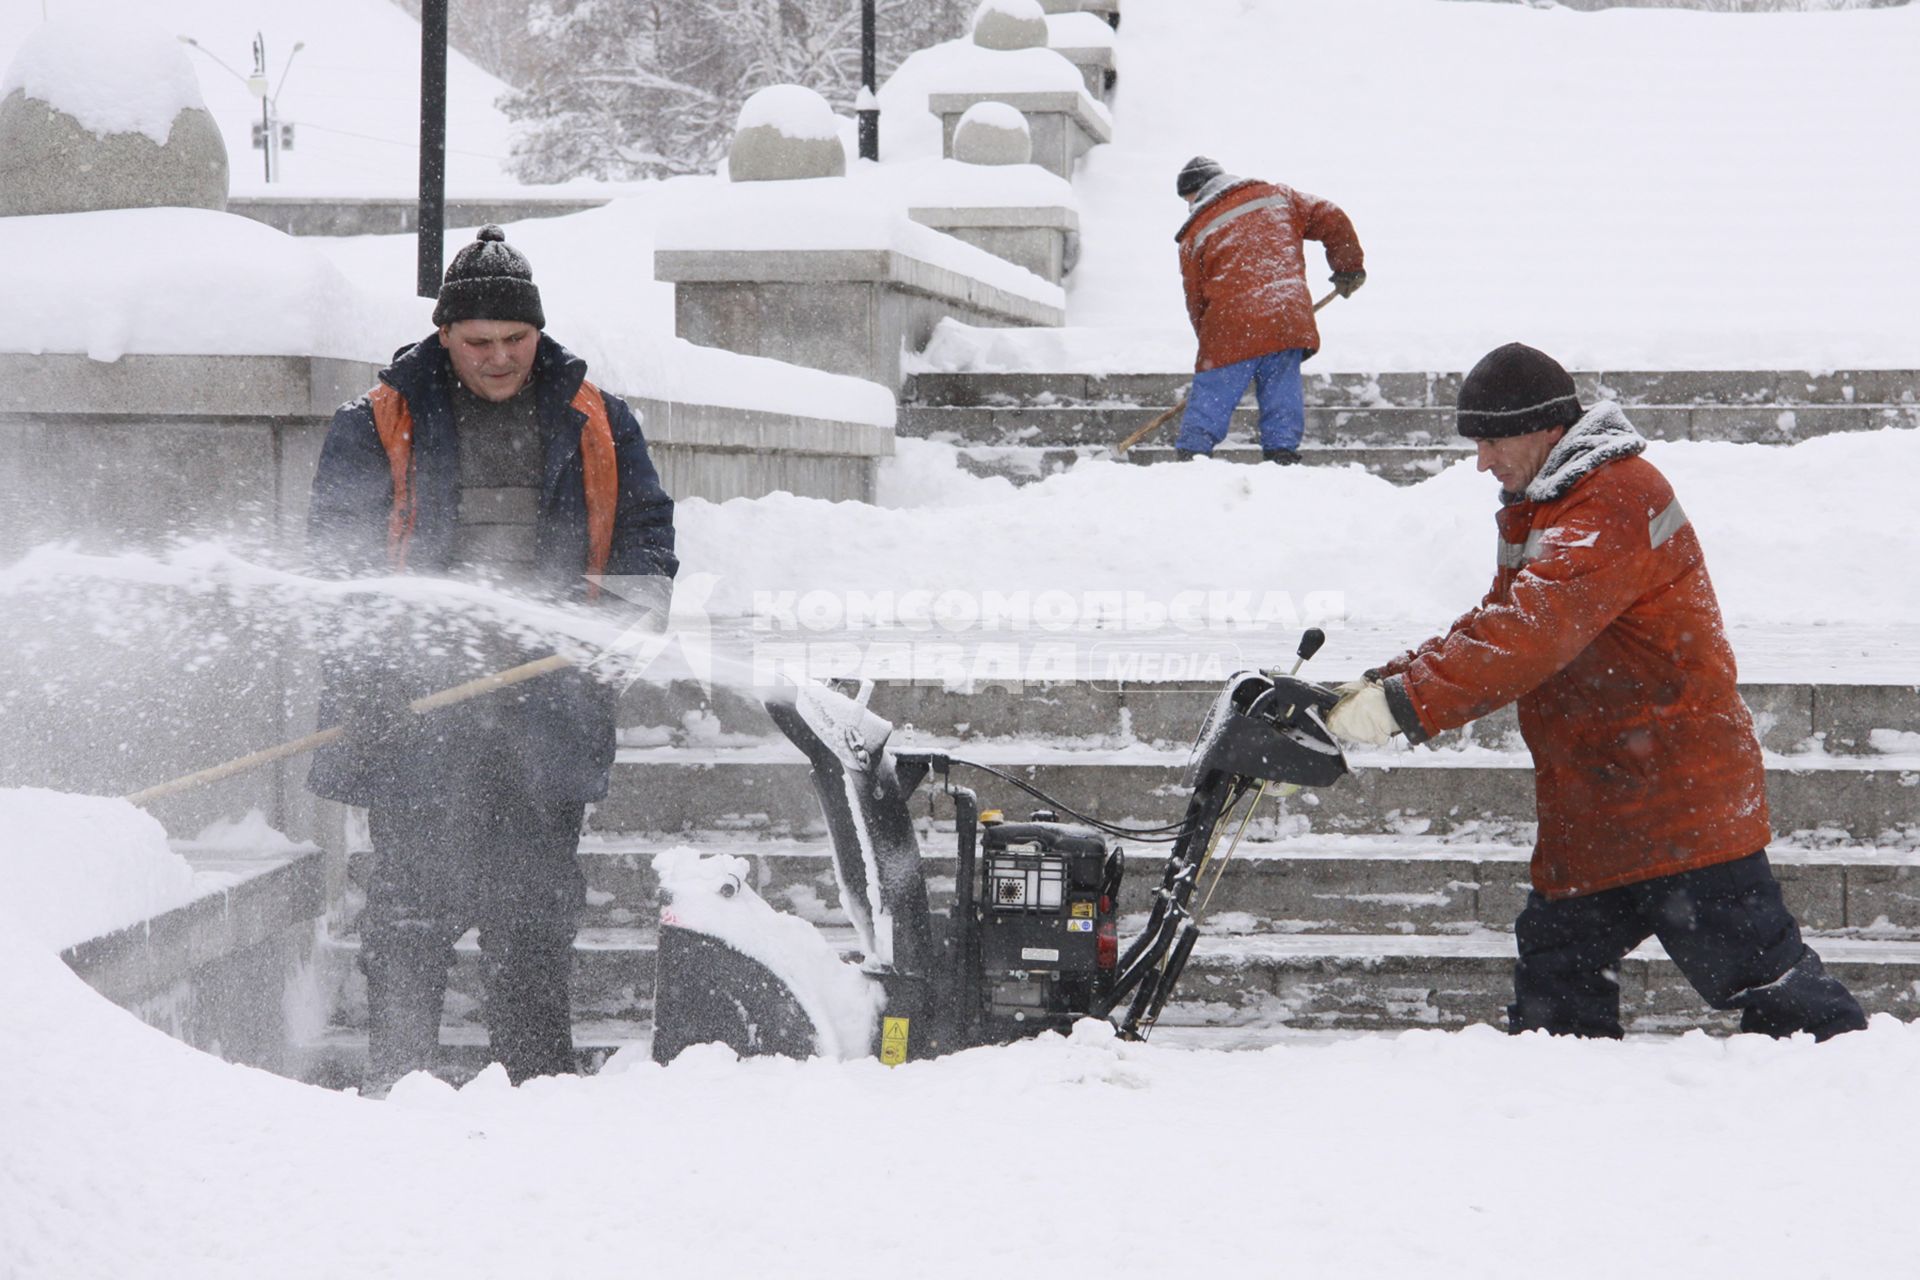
top-left (322, 924), bottom-right (671, 1031)
top-left (903, 368), bottom-right (1920, 413)
top-left (296, 1021), bottom-right (645, 1090)
top-left (1129, 443), bottom-right (1468, 482)
top-left (593, 741), bottom-right (1920, 845)
top-left (620, 677), bottom-right (1920, 760)
top-left (902, 400), bottom-right (1918, 453)
top-left (899, 403), bottom-right (1464, 449)
top-left (338, 829), bottom-right (1920, 938)
top-left (315, 923), bottom-right (1920, 1043)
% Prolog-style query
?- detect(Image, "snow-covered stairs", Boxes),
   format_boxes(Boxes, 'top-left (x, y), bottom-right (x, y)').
top-left (898, 368), bottom-right (1920, 484)
top-left (307, 667), bottom-right (1920, 1080)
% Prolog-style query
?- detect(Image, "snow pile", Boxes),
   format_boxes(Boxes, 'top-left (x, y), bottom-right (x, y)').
top-left (675, 428), bottom-right (1920, 631)
top-left (735, 83), bottom-right (841, 141)
top-left (1047, 11), bottom-right (1118, 50)
top-left (0, 788), bottom-right (197, 951)
top-left (179, 809), bottom-right (309, 854)
top-left (886, 155), bottom-right (1074, 211)
top-left (900, 38), bottom-right (1101, 101)
top-left (1016, 0), bottom-right (1920, 372)
top-left (0, 207), bottom-right (420, 362)
top-left (0, 18), bottom-right (204, 143)
top-left (0, 199), bottom-right (896, 428)
top-left (6, 907), bottom-right (1920, 1279)
top-left (656, 175), bottom-right (1066, 310)
top-left (653, 847), bottom-right (884, 1058)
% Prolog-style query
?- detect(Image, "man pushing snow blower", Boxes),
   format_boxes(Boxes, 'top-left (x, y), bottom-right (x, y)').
top-left (1323, 342), bottom-right (1865, 1042)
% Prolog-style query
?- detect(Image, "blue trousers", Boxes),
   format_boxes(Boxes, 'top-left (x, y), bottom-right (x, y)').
top-left (1508, 850), bottom-right (1865, 1040)
top-left (1174, 349), bottom-right (1307, 453)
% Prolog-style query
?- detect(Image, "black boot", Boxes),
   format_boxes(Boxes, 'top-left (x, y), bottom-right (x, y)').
top-left (1174, 448), bottom-right (1205, 460)
top-left (362, 953), bottom-right (452, 1094)
top-left (1263, 448), bottom-right (1300, 465)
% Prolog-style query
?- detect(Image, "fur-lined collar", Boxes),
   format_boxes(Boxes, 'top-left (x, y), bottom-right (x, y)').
top-left (1174, 175), bottom-right (1259, 240)
top-left (1511, 402), bottom-right (1647, 504)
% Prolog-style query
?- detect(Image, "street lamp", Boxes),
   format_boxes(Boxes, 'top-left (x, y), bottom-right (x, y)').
top-left (178, 32), bottom-right (302, 183)
top-left (417, 0), bottom-right (449, 298)
top-left (858, 0), bottom-right (878, 162)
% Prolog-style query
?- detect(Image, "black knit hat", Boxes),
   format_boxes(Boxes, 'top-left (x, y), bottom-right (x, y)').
top-left (1176, 155), bottom-right (1225, 199)
top-left (1456, 342), bottom-right (1582, 439)
top-left (432, 225), bottom-right (545, 329)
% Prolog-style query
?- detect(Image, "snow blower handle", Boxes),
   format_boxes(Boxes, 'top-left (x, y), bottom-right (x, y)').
top-left (123, 653), bottom-right (574, 807)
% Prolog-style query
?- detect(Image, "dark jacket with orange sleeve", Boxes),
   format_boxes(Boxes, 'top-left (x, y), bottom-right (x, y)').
top-left (304, 332), bottom-right (677, 809)
top-left (1175, 177), bottom-right (1364, 372)
top-left (1370, 404), bottom-right (1770, 900)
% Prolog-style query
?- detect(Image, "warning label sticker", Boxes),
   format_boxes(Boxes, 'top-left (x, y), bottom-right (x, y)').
top-left (881, 1017), bottom-right (910, 1066)
top-left (1067, 918), bottom-right (1093, 932)
top-left (1071, 902), bottom-right (1095, 918)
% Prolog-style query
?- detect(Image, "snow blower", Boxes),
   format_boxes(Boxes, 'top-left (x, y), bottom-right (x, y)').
top-left (650, 631), bottom-right (1348, 1064)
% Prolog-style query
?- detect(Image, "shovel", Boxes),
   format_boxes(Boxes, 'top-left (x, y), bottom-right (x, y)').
top-left (123, 653), bottom-right (574, 807)
top-left (1112, 288), bottom-right (1342, 457)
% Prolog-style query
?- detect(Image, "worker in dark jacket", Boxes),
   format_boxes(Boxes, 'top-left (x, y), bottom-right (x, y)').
top-left (1325, 342), bottom-right (1864, 1041)
top-left (1173, 155), bottom-right (1365, 463)
top-left (307, 225), bottom-right (678, 1090)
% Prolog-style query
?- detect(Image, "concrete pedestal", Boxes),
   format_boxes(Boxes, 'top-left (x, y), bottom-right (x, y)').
top-left (932, 90), bottom-right (1113, 179)
top-left (1038, 0), bottom-right (1121, 28)
top-left (655, 248), bottom-right (1066, 388)
top-left (1052, 41), bottom-right (1117, 100)
top-left (908, 205), bottom-right (1081, 284)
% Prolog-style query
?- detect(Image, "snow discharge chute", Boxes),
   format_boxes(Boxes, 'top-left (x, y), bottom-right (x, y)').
top-left (651, 632), bottom-right (1352, 1065)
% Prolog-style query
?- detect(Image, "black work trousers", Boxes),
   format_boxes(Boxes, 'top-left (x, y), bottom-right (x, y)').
top-left (360, 782), bottom-right (587, 1088)
top-left (1509, 850), bottom-right (1866, 1041)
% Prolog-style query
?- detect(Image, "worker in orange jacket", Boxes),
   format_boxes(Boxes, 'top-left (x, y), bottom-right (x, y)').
top-left (1173, 156), bottom-right (1365, 463)
top-left (1326, 342), bottom-right (1865, 1040)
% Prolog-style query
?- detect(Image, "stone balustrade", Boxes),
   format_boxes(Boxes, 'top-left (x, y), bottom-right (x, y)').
top-left (907, 204), bottom-right (1080, 285)
top-left (654, 246), bottom-right (1065, 389)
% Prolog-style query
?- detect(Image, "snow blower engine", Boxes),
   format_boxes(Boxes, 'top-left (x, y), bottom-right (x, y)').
top-left (651, 631), bottom-right (1348, 1064)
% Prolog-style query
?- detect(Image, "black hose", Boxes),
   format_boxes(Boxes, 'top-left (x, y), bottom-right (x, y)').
top-left (945, 758), bottom-right (1194, 842)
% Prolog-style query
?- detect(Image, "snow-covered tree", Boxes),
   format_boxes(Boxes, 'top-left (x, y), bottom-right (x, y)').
top-left (501, 0), bottom-right (975, 182)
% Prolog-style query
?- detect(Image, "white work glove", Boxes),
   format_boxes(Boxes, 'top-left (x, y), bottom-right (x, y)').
top-left (1332, 678), bottom-right (1376, 699)
top-left (1327, 682), bottom-right (1398, 746)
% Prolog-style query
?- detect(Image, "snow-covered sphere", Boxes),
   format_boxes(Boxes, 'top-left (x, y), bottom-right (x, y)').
top-left (952, 101), bottom-right (1032, 167)
top-left (0, 18), bottom-right (228, 216)
top-left (972, 0), bottom-right (1049, 52)
top-left (727, 83), bottom-right (846, 182)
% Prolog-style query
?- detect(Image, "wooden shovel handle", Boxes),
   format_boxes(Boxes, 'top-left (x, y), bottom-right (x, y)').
top-left (123, 653), bottom-right (575, 807)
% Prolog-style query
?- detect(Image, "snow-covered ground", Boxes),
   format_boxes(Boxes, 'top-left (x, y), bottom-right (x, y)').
top-left (937, 0), bottom-right (1920, 372)
top-left (5, 3), bottom-right (1920, 1276)
top-left (6, 866), bottom-right (1920, 1278)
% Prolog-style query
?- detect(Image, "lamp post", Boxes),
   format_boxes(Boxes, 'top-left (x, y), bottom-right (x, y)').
top-left (857, 0), bottom-right (878, 162)
top-left (417, 0), bottom-right (448, 299)
top-left (179, 33), bottom-right (299, 183)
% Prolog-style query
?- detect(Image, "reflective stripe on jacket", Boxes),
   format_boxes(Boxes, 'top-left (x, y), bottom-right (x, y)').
top-left (1175, 178), bottom-right (1363, 372)
top-left (370, 379), bottom-right (619, 596)
top-left (1375, 404), bottom-right (1770, 899)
